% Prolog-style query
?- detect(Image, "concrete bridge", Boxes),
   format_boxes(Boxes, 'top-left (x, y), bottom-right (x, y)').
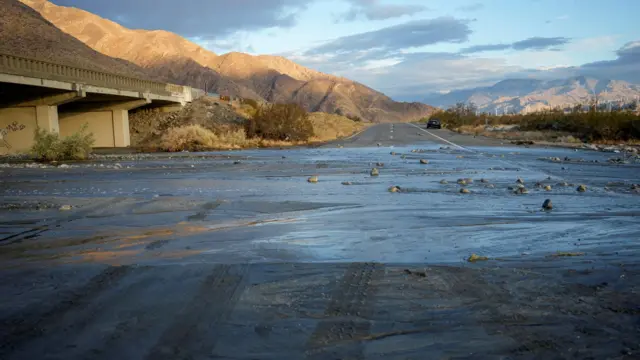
top-left (0, 53), bottom-right (203, 154)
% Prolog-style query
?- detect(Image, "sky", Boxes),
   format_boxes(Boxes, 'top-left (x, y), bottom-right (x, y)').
top-left (51, 0), bottom-right (640, 100)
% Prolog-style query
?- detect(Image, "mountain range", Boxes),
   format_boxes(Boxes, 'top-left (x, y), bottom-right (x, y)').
top-left (424, 77), bottom-right (640, 114)
top-left (14, 0), bottom-right (435, 122)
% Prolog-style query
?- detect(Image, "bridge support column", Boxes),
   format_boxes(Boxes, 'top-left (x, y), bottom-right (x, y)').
top-left (59, 99), bottom-right (150, 148)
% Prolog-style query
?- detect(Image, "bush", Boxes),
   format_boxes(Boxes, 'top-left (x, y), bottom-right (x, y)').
top-left (245, 103), bottom-right (314, 141)
top-left (432, 103), bottom-right (640, 142)
top-left (346, 114), bottom-right (362, 122)
top-left (242, 98), bottom-right (259, 110)
top-left (31, 125), bottom-right (94, 161)
top-left (159, 125), bottom-right (251, 151)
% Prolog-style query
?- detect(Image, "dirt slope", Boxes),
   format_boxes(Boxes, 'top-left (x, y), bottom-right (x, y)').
top-left (0, 0), bottom-right (156, 78)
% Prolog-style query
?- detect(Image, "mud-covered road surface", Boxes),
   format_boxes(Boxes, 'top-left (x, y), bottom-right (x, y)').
top-left (1, 123), bottom-right (639, 359)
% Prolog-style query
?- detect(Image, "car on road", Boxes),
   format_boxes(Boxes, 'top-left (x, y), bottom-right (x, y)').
top-left (426, 118), bottom-right (442, 129)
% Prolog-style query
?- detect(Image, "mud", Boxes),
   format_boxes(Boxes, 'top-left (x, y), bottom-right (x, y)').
top-left (1, 123), bottom-right (639, 359)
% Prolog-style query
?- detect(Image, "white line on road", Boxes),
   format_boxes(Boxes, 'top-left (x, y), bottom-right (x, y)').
top-left (407, 123), bottom-right (471, 152)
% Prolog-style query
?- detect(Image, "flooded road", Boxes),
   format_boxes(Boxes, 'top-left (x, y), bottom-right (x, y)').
top-left (1, 123), bottom-right (639, 359)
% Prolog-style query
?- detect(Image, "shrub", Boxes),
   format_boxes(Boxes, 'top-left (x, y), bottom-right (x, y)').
top-left (245, 103), bottom-right (314, 141)
top-left (159, 125), bottom-right (251, 151)
top-left (242, 98), bottom-right (259, 110)
top-left (31, 125), bottom-right (94, 161)
top-left (346, 114), bottom-right (362, 122)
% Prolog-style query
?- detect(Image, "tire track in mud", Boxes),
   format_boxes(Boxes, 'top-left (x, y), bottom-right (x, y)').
top-left (0, 265), bottom-right (133, 357)
top-left (144, 264), bottom-right (247, 360)
top-left (306, 262), bottom-right (384, 358)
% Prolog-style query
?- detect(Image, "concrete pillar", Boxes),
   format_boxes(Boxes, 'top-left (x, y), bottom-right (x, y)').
top-left (35, 105), bottom-right (59, 134)
top-left (112, 109), bottom-right (130, 147)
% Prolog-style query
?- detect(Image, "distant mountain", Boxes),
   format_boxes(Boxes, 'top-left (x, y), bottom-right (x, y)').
top-left (20, 0), bottom-right (435, 122)
top-left (424, 76), bottom-right (640, 114)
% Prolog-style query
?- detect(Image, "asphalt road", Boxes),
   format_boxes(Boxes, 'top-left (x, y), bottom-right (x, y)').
top-left (1, 123), bottom-right (640, 359)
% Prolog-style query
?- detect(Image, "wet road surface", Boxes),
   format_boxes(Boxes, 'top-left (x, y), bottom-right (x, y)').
top-left (1, 123), bottom-right (639, 359)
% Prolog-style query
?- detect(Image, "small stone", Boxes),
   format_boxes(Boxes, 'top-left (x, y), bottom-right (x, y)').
top-left (456, 156), bottom-right (464, 159)
top-left (544, 185), bottom-right (552, 191)
top-left (516, 178), bottom-right (524, 184)
top-left (577, 184), bottom-right (587, 192)
top-left (59, 205), bottom-right (72, 211)
top-left (233, 161), bottom-right (241, 165)
top-left (464, 178), bottom-right (473, 183)
top-left (370, 168), bottom-right (379, 176)
top-left (58, 164), bottom-right (70, 169)
top-left (487, 184), bottom-right (495, 188)
top-left (514, 187), bottom-right (529, 195)
top-left (480, 178), bottom-right (489, 183)
top-left (631, 184), bottom-right (639, 190)
top-left (468, 254), bottom-right (489, 262)
top-left (457, 178), bottom-right (467, 185)
top-left (390, 151), bottom-right (397, 155)
top-left (342, 181), bottom-right (353, 186)
top-left (535, 182), bottom-right (543, 188)
top-left (401, 155), bottom-right (406, 159)
top-left (542, 199), bottom-right (553, 210)
top-left (307, 176), bottom-right (318, 183)
top-left (419, 159), bottom-right (429, 164)
top-left (460, 188), bottom-right (471, 194)
top-left (440, 179), bottom-right (448, 184)
top-left (114, 163), bottom-right (122, 169)
top-left (388, 186), bottom-right (400, 193)
top-left (377, 143), bottom-right (381, 147)
top-left (516, 183), bottom-right (525, 189)
top-left (376, 162), bottom-right (384, 167)
top-left (558, 182), bottom-right (569, 187)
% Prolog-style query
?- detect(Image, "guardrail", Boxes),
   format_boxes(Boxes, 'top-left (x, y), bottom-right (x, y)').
top-left (0, 53), bottom-right (186, 97)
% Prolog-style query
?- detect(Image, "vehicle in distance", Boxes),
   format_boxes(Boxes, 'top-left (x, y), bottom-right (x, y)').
top-left (426, 118), bottom-right (442, 129)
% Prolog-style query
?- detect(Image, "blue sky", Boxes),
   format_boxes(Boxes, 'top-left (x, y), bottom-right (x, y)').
top-left (51, 0), bottom-right (640, 100)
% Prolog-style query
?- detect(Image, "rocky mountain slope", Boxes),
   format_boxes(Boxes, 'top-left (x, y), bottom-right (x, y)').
top-left (425, 77), bottom-right (640, 114)
top-left (0, 0), bottom-right (154, 78)
top-left (21, 0), bottom-right (435, 122)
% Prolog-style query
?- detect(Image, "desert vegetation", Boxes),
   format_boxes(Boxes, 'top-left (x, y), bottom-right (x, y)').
top-left (424, 102), bottom-right (640, 143)
top-left (30, 124), bottom-right (95, 161)
top-left (150, 99), bottom-right (366, 152)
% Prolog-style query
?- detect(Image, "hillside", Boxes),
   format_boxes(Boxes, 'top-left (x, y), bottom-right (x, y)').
top-left (424, 77), bottom-right (640, 114)
top-left (20, 0), bottom-right (435, 122)
top-left (0, 0), bottom-right (157, 79)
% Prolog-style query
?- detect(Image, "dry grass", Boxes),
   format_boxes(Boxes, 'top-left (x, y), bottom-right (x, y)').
top-left (308, 112), bottom-right (367, 142)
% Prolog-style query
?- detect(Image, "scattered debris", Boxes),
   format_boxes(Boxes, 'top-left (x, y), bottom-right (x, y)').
top-left (456, 156), bottom-right (464, 159)
top-left (480, 178), bottom-right (489, 183)
top-left (376, 162), bottom-right (385, 167)
top-left (370, 168), bottom-right (380, 176)
top-left (460, 188), bottom-right (471, 194)
top-left (390, 151), bottom-right (397, 156)
top-left (514, 187), bottom-right (529, 195)
top-left (403, 269), bottom-right (426, 277)
top-left (307, 176), bottom-right (318, 183)
top-left (549, 252), bottom-right (585, 258)
top-left (419, 159), bottom-right (429, 164)
top-left (544, 185), bottom-right (552, 191)
top-left (577, 184), bottom-right (587, 192)
top-left (341, 181), bottom-right (353, 186)
top-left (542, 199), bottom-right (553, 210)
top-left (512, 140), bottom-right (534, 146)
top-left (59, 205), bottom-right (72, 211)
top-left (58, 164), bottom-right (70, 169)
top-left (388, 186), bottom-right (400, 193)
top-left (557, 182), bottom-right (569, 187)
top-left (516, 178), bottom-right (525, 184)
top-left (468, 254), bottom-right (489, 262)
top-left (440, 179), bottom-right (448, 184)
top-left (457, 178), bottom-right (467, 185)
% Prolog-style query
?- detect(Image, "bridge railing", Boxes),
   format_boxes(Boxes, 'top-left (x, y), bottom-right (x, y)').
top-left (0, 53), bottom-right (186, 97)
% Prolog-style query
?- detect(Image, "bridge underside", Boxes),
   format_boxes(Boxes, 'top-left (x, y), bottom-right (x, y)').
top-left (0, 81), bottom-right (184, 155)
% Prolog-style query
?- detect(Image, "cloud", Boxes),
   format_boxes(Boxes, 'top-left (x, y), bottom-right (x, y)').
top-left (576, 40), bottom-right (640, 82)
top-left (338, 0), bottom-right (427, 21)
top-left (460, 37), bottom-right (571, 54)
top-left (306, 17), bottom-right (471, 55)
top-left (512, 37), bottom-right (570, 50)
top-left (50, 0), bottom-right (312, 38)
top-left (456, 3), bottom-right (484, 12)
